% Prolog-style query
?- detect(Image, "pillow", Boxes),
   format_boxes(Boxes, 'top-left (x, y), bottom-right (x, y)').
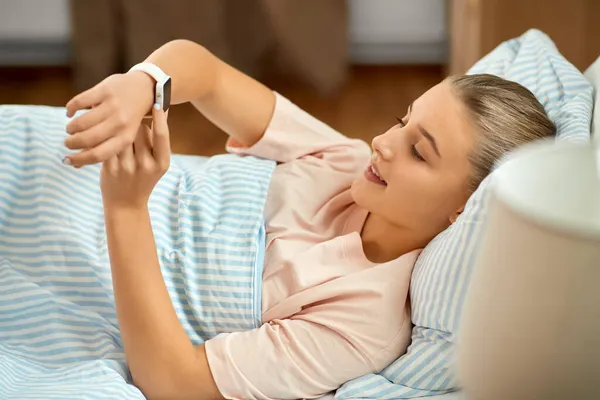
top-left (584, 56), bottom-right (600, 138)
top-left (336, 29), bottom-right (594, 399)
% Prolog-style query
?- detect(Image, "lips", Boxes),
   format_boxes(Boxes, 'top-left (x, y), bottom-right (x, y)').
top-left (364, 163), bottom-right (387, 186)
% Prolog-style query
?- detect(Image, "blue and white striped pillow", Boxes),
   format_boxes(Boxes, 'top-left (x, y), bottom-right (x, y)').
top-left (336, 29), bottom-right (594, 399)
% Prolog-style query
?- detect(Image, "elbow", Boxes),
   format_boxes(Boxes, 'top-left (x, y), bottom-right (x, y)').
top-left (132, 373), bottom-right (173, 400)
top-left (132, 372), bottom-right (188, 400)
top-left (132, 370), bottom-right (208, 400)
top-left (128, 345), bottom-right (220, 399)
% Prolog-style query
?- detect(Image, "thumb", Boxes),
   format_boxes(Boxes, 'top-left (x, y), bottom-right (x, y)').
top-left (151, 103), bottom-right (171, 168)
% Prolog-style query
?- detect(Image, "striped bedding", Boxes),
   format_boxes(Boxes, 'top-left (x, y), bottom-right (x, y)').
top-left (0, 105), bottom-right (274, 399)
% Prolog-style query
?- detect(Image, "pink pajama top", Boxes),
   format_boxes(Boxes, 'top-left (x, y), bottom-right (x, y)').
top-left (205, 93), bottom-right (418, 400)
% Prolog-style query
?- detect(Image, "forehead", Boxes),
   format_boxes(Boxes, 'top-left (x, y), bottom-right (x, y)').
top-left (412, 81), bottom-right (476, 164)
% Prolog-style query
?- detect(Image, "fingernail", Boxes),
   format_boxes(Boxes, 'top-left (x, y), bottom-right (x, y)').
top-left (153, 102), bottom-right (161, 110)
top-left (62, 157), bottom-right (72, 166)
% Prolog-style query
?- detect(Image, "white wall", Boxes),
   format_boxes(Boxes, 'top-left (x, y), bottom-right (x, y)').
top-left (348, 0), bottom-right (447, 63)
top-left (0, 0), bottom-right (70, 41)
top-left (349, 0), bottom-right (446, 45)
top-left (0, 0), bottom-right (447, 65)
top-left (0, 0), bottom-right (70, 65)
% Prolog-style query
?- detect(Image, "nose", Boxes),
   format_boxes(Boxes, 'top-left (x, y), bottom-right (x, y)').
top-left (371, 132), bottom-right (394, 161)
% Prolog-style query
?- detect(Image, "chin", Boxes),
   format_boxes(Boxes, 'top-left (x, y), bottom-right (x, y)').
top-left (350, 177), bottom-right (373, 210)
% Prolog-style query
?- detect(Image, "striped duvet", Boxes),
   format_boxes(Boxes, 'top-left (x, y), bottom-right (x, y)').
top-left (0, 105), bottom-right (274, 399)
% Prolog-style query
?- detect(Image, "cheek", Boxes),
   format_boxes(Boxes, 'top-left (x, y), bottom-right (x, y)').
top-left (388, 164), bottom-right (426, 195)
top-left (388, 169), bottom-right (456, 215)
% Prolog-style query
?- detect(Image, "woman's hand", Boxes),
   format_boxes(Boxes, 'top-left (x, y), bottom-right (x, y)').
top-left (100, 104), bottom-right (170, 210)
top-left (64, 71), bottom-right (155, 167)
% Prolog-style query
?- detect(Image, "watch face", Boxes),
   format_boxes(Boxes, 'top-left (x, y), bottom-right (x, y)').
top-left (163, 77), bottom-right (172, 111)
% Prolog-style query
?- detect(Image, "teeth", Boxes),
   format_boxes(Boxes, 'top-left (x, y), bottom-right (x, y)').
top-left (371, 165), bottom-right (381, 179)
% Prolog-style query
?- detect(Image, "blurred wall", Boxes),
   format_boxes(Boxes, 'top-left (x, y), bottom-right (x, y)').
top-left (0, 0), bottom-right (447, 66)
top-left (349, 0), bottom-right (446, 64)
top-left (0, 0), bottom-right (70, 65)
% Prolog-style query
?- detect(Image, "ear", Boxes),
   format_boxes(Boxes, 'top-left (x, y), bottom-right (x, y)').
top-left (449, 205), bottom-right (465, 224)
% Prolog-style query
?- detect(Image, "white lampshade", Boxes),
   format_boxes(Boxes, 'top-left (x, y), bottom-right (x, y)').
top-left (457, 139), bottom-right (600, 400)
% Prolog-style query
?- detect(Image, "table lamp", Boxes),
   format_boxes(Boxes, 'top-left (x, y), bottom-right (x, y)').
top-left (457, 138), bottom-right (600, 399)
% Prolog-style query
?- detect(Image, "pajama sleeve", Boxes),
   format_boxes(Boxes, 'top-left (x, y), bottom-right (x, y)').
top-left (226, 92), bottom-right (371, 174)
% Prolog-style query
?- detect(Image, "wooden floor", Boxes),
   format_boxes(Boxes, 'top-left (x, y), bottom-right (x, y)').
top-left (0, 65), bottom-right (443, 156)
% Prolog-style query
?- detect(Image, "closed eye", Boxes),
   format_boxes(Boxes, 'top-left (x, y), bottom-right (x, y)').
top-left (397, 117), bottom-right (425, 162)
top-left (412, 145), bottom-right (426, 162)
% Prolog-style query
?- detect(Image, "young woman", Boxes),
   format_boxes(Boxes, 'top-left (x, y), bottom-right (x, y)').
top-left (55, 40), bottom-right (555, 399)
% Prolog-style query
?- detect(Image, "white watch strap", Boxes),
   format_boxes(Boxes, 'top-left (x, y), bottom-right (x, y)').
top-left (128, 62), bottom-right (169, 84)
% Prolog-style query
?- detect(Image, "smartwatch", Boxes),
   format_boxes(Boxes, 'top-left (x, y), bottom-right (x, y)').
top-left (128, 62), bottom-right (172, 112)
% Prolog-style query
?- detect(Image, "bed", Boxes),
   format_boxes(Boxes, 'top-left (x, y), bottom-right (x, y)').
top-left (0, 31), bottom-right (597, 400)
top-left (171, 50), bottom-right (600, 400)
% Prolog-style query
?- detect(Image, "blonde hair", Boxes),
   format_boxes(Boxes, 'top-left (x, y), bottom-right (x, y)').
top-left (448, 74), bottom-right (556, 191)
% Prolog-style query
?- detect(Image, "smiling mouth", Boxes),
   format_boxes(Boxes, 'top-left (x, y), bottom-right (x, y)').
top-left (364, 164), bottom-right (387, 186)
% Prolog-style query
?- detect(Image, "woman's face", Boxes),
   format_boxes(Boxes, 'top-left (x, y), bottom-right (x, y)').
top-left (351, 81), bottom-right (477, 238)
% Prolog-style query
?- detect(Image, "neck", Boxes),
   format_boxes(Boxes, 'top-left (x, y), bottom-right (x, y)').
top-left (360, 212), bottom-right (429, 264)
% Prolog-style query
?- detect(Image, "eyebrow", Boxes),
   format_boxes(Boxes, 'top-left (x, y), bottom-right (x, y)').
top-left (409, 102), bottom-right (441, 158)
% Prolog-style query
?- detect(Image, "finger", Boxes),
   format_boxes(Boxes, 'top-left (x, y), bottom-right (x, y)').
top-left (134, 124), bottom-right (152, 161)
top-left (66, 103), bottom-right (111, 135)
top-left (146, 121), bottom-right (154, 149)
top-left (104, 155), bottom-right (119, 175)
top-left (119, 143), bottom-right (135, 174)
top-left (120, 140), bottom-right (135, 164)
top-left (151, 103), bottom-right (171, 167)
top-left (66, 85), bottom-right (105, 118)
top-left (64, 118), bottom-right (116, 150)
top-left (65, 136), bottom-right (126, 167)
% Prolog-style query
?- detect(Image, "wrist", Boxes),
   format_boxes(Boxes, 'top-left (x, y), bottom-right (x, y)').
top-left (104, 202), bottom-right (149, 221)
top-left (126, 70), bottom-right (155, 115)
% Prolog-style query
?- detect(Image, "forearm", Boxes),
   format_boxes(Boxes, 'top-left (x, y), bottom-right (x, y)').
top-left (142, 39), bottom-right (217, 106)
top-left (104, 205), bottom-right (221, 400)
top-left (142, 39), bottom-right (275, 147)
